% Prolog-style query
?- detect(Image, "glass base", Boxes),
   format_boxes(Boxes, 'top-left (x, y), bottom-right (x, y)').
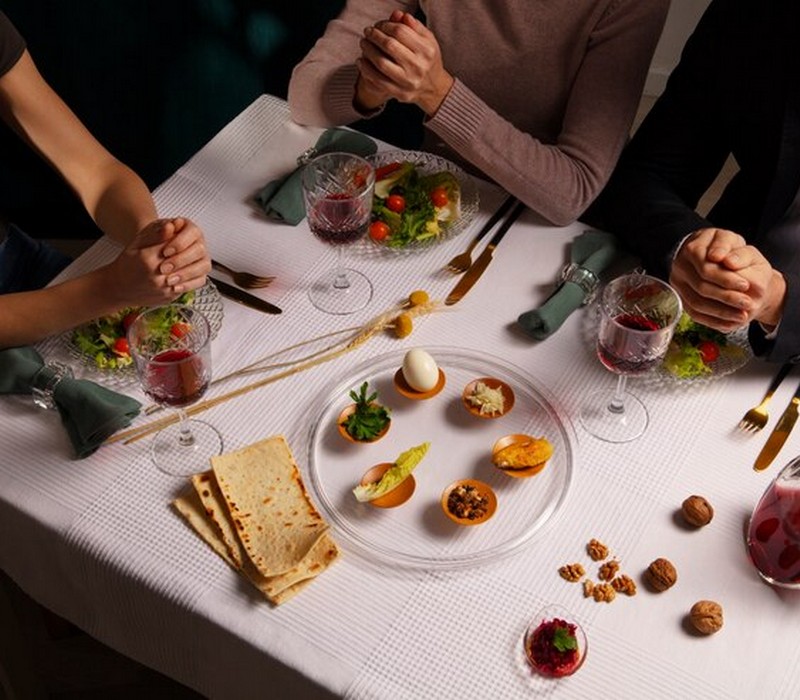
top-left (309, 267), bottom-right (373, 315)
top-left (150, 419), bottom-right (223, 477)
top-left (579, 388), bottom-right (649, 443)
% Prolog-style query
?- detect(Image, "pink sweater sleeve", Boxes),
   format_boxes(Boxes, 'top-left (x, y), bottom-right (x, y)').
top-left (427, 0), bottom-right (669, 225)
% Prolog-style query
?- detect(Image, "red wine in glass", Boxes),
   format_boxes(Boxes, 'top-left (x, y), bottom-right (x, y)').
top-left (144, 348), bottom-right (209, 408)
top-left (747, 459), bottom-right (800, 588)
top-left (597, 314), bottom-right (663, 375)
top-left (309, 193), bottom-right (368, 246)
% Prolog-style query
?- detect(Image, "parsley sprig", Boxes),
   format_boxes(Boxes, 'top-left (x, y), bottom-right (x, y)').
top-left (343, 382), bottom-right (391, 441)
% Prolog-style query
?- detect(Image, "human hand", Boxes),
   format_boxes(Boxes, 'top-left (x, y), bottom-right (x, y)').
top-left (670, 228), bottom-right (785, 331)
top-left (356, 11), bottom-right (454, 116)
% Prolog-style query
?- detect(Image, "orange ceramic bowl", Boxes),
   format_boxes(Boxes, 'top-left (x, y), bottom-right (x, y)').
top-left (359, 462), bottom-right (416, 508)
top-left (440, 478), bottom-right (497, 526)
top-left (393, 367), bottom-right (446, 400)
top-left (337, 404), bottom-right (391, 443)
top-left (461, 377), bottom-right (515, 418)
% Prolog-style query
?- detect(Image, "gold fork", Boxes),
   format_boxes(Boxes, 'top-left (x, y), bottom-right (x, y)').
top-left (738, 362), bottom-right (794, 433)
top-left (445, 195), bottom-right (516, 274)
top-left (211, 259), bottom-right (275, 289)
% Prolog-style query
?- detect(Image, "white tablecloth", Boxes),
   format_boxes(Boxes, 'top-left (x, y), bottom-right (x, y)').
top-left (2, 95), bottom-right (800, 699)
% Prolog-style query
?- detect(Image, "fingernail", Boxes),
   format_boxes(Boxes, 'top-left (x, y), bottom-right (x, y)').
top-left (167, 275), bottom-right (181, 285)
top-left (161, 263), bottom-right (174, 274)
top-left (163, 248), bottom-right (176, 257)
top-left (727, 253), bottom-right (739, 264)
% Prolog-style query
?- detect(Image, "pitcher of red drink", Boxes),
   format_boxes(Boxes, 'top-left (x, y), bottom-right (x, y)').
top-left (747, 455), bottom-right (800, 588)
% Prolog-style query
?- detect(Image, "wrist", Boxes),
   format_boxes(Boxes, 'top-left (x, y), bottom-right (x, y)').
top-left (757, 270), bottom-right (787, 329)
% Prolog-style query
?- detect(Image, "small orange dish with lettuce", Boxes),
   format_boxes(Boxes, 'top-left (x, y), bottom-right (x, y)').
top-left (663, 312), bottom-right (749, 379)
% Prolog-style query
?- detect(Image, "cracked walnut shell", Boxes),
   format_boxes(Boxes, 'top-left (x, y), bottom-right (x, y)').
top-left (645, 558), bottom-right (677, 591)
top-left (690, 600), bottom-right (723, 634)
top-left (682, 495), bottom-right (714, 527)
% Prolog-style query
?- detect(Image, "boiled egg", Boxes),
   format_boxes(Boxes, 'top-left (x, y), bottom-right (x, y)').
top-left (402, 349), bottom-right (439, 392)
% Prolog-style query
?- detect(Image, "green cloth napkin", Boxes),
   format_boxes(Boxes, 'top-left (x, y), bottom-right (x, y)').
top-left (255, 128), bottom-right (378, 225)
top-left (517, 230), bottom-right (619, 340)
top-left (0, 346), bottom-right (141, 458)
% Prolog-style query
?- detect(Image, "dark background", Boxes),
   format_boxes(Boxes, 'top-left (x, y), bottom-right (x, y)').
top-left (1, 0), bottom-right (423, 241)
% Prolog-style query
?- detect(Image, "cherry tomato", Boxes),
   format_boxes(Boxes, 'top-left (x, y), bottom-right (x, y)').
top-left (430, 186), bottom-right (449, 208)
top-left (122, 311), bottom-right (140, 331)
top-left (386, 194), bottom-right (406, 213)
top-left (697, 340), bottom-right (720, 364)
top-left (375, 162), bottom-right (403, 181)
top-left (112, 337), bottom-right (130, 356)
top-left (171, 322), bottom-right (191, 339)
top-left (369, 220), bottom-right (391, 242)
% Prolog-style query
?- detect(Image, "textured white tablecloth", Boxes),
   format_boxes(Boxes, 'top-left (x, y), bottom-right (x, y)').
top-left (2, 95), bottom-right (800, 699)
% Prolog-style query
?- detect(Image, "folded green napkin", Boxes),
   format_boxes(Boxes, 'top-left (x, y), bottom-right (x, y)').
top-left (255, 128), bottom-right (378, 225)
top-left (517, 230), bottom-right (619, 340)
top-left (0, 346), bottom-right (141, 458)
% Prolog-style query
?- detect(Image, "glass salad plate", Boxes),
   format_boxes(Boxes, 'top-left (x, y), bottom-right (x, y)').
top-left (305, 347), bottom-right (576, 571)
top-left (59, 281), bottom-right (224, 388)
top-left (364, 149), bottom-right (480, 253)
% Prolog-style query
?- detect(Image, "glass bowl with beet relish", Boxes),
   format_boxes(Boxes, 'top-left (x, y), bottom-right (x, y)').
top-left (523, 605), bottom-right (587, 678)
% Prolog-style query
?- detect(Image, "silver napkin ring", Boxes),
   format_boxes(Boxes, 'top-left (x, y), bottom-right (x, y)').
top-left (31, 361), bottom-right (73, 410)
top-left (560, 262), bottom-right (600, 305)
top-left (297, 147), bottom-right (319, 166)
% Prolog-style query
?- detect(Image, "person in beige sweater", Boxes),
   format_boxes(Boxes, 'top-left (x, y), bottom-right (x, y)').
top-left (288, 0), bottom-right (669, 226)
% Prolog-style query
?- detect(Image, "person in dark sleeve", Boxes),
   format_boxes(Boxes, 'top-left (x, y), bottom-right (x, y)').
top-left (592, 0), bottom-right (799, 363)
top-left (0, 11), bottom-right (210, 348)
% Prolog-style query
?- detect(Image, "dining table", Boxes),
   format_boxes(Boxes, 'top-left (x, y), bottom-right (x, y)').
top-left (2, 93), bottom-right (800, 699)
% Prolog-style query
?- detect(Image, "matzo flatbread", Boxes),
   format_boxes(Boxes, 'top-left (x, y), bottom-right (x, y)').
top-left (172, 488), bottom-right (238, 568)
top-left (210, 435), bottom-right (329, 577)
top-left (191, 471), bottom-right (246, 567)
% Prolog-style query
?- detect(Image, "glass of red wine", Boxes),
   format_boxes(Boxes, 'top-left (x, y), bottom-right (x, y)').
top-left (127, 304), bottom-right (222, 476)
top-left (580, 272), bottom-right (682, 443)
top-left (747, 455), bottom-right (800, 589)
top-left (302, 152), bottom-right (375, 314)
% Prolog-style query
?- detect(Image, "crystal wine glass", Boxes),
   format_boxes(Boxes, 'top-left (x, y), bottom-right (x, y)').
top-left (127, 304), bottom-right (222, 475)
top-left (580, 272), bottom-right (682, 443)
top-left (302, 152), bottom-right (375, 315)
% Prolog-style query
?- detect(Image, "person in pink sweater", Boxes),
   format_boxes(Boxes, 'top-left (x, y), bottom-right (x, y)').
top-left (288, 1), bottom-right (669, 226)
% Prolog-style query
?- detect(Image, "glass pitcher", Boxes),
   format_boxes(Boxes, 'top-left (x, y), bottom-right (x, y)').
top-left (747, 455), bottom-right (800, 588)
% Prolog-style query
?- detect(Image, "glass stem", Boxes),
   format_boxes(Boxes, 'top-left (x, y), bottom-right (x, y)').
top-left (608, 374), bottom-right (627, 415)
top-left (332, 245), bottom-right (350, 290)
top-left (176, 408), bottom-right (196, 447)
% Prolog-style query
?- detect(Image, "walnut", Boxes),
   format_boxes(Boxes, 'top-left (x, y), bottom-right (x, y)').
top-left (558, 563), bottom-right (585, 582)
top-left (587, 538), bottom-right (609, 561)
top-left (583, 580), bottom-right (595, 598)
top-left (592, 582), bottom-right (616, 603)
top-left (611, 574), bottom-right (637, 596)
top-left (645, 558), bottom-right (677, 592)
top-left (682, 495), bottom-right (714, 527)
top-left (598, 560), bottom-right (620, 581)
top-left (690, 600), bottom-right (723, 634)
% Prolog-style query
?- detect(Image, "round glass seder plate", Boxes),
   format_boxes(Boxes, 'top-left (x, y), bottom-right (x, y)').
top-left (305, 347), bottom-right (576, 571)
top-left (60, 281), bottom-right (224, 389)
top-left (364, 149), bottom-right (480, 253)
top-left (581, 303), bottom-right (752, 388)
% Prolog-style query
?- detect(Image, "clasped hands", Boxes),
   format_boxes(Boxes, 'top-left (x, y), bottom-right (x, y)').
top-left (104, 217), bottom-right (210, 309)
top-left (670, 228), bottom-right (786, 333)
top-left (355, 10), bottom-right (454, 116)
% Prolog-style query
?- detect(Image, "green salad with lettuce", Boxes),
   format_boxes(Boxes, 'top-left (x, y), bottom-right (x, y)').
top-left (72, 291), bottom-right (195, 370)
top-left (369, 161), bottom-right (461, 248)
top-left (663, 312), bottom-right (745, 379)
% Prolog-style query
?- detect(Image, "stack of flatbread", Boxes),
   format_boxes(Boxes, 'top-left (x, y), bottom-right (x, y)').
top-left (173, 435), bottom-right (339, 605)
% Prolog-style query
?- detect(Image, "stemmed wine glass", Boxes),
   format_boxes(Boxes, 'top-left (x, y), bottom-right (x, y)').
top-left (580, 272), bottom-right (682, 443)
top-left (127, 304), bottom-right (223, 475)
top-left (302, 152), bottom-right (375, 315)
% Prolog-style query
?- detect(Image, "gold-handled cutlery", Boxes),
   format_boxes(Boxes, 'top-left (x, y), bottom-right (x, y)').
top-left (738, 362), bottom-right (794, 433)
top-left (211, 259), bottom-right (275, 289)
top-left (444, 195), bottom-right (516, 274)
top-left (444, 201), bottom-right (526, 306)
top-left (754, 379), bottom-right (800, 471)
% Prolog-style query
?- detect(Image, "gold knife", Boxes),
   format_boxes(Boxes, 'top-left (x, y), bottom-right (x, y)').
top-left (208, 276), bottom-right (282, 314)
top-left (445, 201), bottom-right (525, 305)
top-left (754, 380), bottom-right (800, 471)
